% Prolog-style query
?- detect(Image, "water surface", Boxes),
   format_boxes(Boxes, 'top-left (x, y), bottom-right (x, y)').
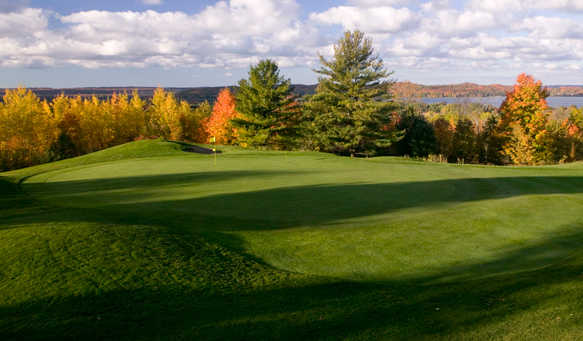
top-left (420, 96), bottom-right (583, 108)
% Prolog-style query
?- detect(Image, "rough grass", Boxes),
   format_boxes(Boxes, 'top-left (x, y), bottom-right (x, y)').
top-left (2, 139), bottom-right (583, 340)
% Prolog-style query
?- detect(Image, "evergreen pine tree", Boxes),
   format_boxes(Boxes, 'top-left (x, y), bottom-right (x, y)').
top-left (305, 30), bottom-right (401, 156)
top-left (232, 59), bottom-right (299, 149)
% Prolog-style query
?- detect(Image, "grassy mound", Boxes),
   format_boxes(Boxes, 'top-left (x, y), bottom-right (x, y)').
top-left (2, 139), bottom-right (583, 339)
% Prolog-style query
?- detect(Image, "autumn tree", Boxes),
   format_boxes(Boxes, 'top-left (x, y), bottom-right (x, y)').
top-left (149, 87), bottom-right (179, 139)
top-left (148, 87), bottom-right (203, 141)
top-left (503, 123), bottom-right (537, 165)
top-left (232, 59), bottom-right (299, 149)
top-left (0, 87), bottom-right (214, 171)
top-left (50, 94), bottom-right (82, 158)
top-left (304, 30), bottom-right (401, 156)
top-left (184, 101), bottom-right (211, 143)
top-left (565, 106), bottom-right (583, 160)
top-left (432, 117), bottom-right (454, 160)
top-left (206, 88), bottom-right (239, 144)
top-left (0, 88), bottom-right (56, 170)
top-left (499, 73), bottom-right (550, 164)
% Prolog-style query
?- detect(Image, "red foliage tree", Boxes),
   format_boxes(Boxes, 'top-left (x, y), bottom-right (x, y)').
top-left (206, 88), bottom-right (239, 144)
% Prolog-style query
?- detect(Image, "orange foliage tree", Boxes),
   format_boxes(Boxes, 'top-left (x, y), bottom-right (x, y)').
top-left (206, 88), bottom-right (239, 144)
top-left (498, 73), bottom-right (550, 164)
top-left (565, 106), bottom-right (583, 160)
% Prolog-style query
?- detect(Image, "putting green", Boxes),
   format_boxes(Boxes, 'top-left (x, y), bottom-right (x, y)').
top-left (21, 143), bottom-right (583, 281)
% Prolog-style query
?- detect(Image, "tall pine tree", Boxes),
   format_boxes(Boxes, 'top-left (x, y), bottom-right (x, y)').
top-left (232, 59), bottom-right (299, 149)
top-left (305, 30), bottom-right (401, 156)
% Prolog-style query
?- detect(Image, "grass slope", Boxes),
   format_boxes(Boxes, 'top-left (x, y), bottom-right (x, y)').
top-left (2, 139), bottom-right (583, 340)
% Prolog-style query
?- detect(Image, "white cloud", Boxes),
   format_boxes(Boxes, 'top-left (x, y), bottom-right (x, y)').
top-left (417, 9), bottom-right (498, 37)
top-left (0, 8), bottom-right (47, 36)
top-left (347, 0), bottom-right (412, 6)
top-left (0, 0), bottom-right (583, 78)
top-left (310, 6), bottom-right (418, 34)
top-left (0, 0), bottom-right (321, 69)
top-left (142, 0), bottom-right (163, 5)
top-left (516, 16), bottom-right (583, 39)
top-left (469, 0), bottom-right (583, 12)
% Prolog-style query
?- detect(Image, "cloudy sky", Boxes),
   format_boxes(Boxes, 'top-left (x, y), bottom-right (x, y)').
top-left (1, 0), bottom-right (582, 87)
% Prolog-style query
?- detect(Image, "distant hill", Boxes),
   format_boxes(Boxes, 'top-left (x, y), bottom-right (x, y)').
top-left (175, 84), bottom-right (318, 103)
top-left (392, 82), bottom-right (583, 98)
top-left (2, 82), bottom-right (582, 104)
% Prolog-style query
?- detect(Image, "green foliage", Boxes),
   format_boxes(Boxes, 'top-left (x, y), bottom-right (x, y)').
top-left (451, 118), bottom-right (477, 163)
top-left (394, 107), bottom-right (436, 157)
top-left (477, 114), bottom-right (506, 164)
top-left (232, 59), bottom-right (299, 149)
top-left (304, 31), bottom-right (401, 156)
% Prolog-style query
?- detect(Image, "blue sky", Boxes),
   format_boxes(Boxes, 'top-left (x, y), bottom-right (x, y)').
top-left (1, 0), bottom-right (582, 87)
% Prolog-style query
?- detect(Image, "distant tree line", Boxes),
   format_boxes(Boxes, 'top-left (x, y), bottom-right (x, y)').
top-left (2, 31), bottom-right (583, 171)
top-left (392, 81), bottom-right (583, 98)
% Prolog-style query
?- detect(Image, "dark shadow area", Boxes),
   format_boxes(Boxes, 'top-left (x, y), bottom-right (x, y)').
top-left (0, 178), bottom-right (49, 225)
top-left (23, 170), bottom-right (304, 196)
top-left (22, 175), bottom-right (583, 231)
top-left (2, 226), bottom-right (583, 340)
top-left (174, 141), bottom-right (222, 155)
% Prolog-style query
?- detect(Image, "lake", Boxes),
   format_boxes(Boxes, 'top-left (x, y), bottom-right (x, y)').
top-left (420, 96), bottom-right (583, 108)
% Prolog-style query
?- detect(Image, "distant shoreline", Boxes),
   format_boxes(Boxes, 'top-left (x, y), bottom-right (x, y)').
top-left (2, 83), bottom-right (583, 104)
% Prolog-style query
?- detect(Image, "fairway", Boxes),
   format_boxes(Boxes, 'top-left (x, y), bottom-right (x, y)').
top-left (2, 139), bottom-right (583, 340)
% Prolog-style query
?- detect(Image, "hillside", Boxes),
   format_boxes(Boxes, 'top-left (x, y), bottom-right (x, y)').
top-left (392, 81), bottom-right (583, 98)
top-left (2, 139), bottom-right (583, 339)
top-left (175, 84), bottom-right (317, 103)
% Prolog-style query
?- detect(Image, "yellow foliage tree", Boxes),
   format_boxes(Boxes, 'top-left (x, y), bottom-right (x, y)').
top-left (0, 87), bottom-right (209, 170)
top-left (0, 88), bottom-right (57, 170)
top-left (499, 74), bottom-right (550, 164)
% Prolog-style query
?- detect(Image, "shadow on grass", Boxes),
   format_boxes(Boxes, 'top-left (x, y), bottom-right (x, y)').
top-left (2, 226), bottom-right (583, 340)
top-left (22, 174), bottom-right (583, 231)
top-left (23, 170), bottom-right (306, 196)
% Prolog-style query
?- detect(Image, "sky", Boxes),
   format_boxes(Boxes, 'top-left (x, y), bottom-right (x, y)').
top-left (1, 0), bottom-right (583, 87)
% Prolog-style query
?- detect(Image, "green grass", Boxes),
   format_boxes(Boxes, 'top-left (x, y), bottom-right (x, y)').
top-left (2, 139), bottom-right (583, 340)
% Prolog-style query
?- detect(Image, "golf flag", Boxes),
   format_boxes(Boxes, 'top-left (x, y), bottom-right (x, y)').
top-left (210, 136), bottom-right (216, 144)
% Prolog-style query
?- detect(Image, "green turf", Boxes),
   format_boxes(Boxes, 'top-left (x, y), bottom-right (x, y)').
top-left (2, 139), bottom-right (583, 340)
